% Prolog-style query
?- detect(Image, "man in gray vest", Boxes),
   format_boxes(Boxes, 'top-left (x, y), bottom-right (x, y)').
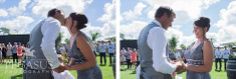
top-left (137, 6), bottom-right (185, 79)
top-left (23, 8), bottom-right (66, 79)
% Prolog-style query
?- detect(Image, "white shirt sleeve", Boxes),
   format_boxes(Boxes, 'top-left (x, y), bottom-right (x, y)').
top-left (41, 20), bottom-right (61, 69)
top-left (147, 27), bottom-right (177, 74)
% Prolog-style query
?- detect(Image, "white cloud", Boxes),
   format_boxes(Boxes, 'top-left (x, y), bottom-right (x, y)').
top-left (0, 0), bottom-right (5, 3)
top-left (24, 0), bottom-right (94, 41)
top-left (121, 0), bottom-right (222, 48)
top-left (59, 0), bottom-right (116, 41)
top-left (7, 7), bottom-right (20, 16)
top-left (122, 2), bottom-right (147, 21)
top-left (144, 0), bottom-right (220, 22)
top-left (1, 0), bottom-right (115, 44)
top-left (100, 20), bottom-right (116, 37)
top-left (19, 0), bottom-right (31, 10)
top-left (171, 0), bottom-right (236, 47)
top-left (81, 24), bottom-right (103, 40)
top-left (32, 0), bottom-right (93, 17)
top-left (0, 16), bottom-right (34, 34)
top-left (0, 9), bottom-right (8, 17)
top-left (120, 21), bottom-right (147, 39)
top-left (166, 27), bottom-right (195, 48)
top-left (98, 1), bottom-right (115, 22)
top-left (97, 0), bottom-right (116, 39)
top-left (215, 1), bottom-right (236, 43)
top-left (7, 0), bottom-right (31, 16)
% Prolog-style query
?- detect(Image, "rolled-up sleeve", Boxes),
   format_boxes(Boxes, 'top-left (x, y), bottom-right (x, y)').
top-left (40, 21), bottom-right (61, 69)
top-left (147, 27), bottom-right (177, 74)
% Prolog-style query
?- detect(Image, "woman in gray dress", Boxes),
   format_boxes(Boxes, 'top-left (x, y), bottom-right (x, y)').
top-left (64, 12), bottom-right (102, 79)
top-left (184, 17), bottom-right (214, 79)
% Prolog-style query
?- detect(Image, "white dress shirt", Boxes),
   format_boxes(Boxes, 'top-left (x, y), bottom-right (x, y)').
top-left (215, 49), bottom-right (222, 59)
top-left (223, 49), bottom-right (230, 59)
top-left (108, 44), bottom-right (115, 53)
top-left (40, 17), bottom-right (61, 69)
top-left (147, 20), bottom-right (177, 74)
top-left (100, 44), bottom-right (107, 53)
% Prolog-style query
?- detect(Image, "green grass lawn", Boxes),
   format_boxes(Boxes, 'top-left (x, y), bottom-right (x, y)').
top-left (0, 56), bottom-right (114, 79)
top-left (121, 62), bottom-right (227, 79)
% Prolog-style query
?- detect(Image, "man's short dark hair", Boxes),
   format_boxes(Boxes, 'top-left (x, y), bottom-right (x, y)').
top-left (155, 6), bottom-right (174, 18)
top-left (47, 8), bottom-right (60, 17)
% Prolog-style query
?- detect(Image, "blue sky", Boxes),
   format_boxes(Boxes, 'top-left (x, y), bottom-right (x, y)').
top-left (0, 0), bottom-right (115, 40)
top-left (120, 0), bottom-right (236, 47)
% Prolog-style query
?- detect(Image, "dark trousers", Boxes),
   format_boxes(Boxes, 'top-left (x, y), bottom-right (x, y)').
top-left (215, 58), bottom-right (222, 71)
top-left (224, 59), bottom-right (228, 71)
top-left (99, 52), bottom-right (106, 65)
top-left (109, 53), bottom-right (114, 65)
top-left (12, 53), bottom-right (18, 63)
top-left (126, 59), bottom-right (131, 69)
top-left (2, 51), bottom-right (6, 58)
top-left (112, 56), bottom-right (116, 78)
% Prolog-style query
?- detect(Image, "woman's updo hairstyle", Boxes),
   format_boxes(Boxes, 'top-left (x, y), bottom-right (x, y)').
top-left (69, 12), bottom-right (88, 30)
top-left (194, 17), bottom-right (210, 31)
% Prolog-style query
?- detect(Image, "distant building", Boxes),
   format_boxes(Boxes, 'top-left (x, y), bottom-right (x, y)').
top-left (120, 40), bottom-right (137, 49)
top-left (0, 34), bottom-right (29, 45)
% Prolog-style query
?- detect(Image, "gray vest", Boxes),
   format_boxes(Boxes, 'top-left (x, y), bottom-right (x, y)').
top-left (25, 20), bottom-right (51, 70)
top-left (137, 22), bottom-right (171, 78)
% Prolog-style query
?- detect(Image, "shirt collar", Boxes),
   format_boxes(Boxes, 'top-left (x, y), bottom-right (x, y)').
top-left (47, 17), bottom-right (60, 23)
top-left (152, 19), bottom-right (165, 30)
top-left (47, 17), bottom-right (55, 20)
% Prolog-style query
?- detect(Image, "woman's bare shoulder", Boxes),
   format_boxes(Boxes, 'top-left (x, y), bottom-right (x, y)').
top-left (203, 39), bottom-right (213, 50)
